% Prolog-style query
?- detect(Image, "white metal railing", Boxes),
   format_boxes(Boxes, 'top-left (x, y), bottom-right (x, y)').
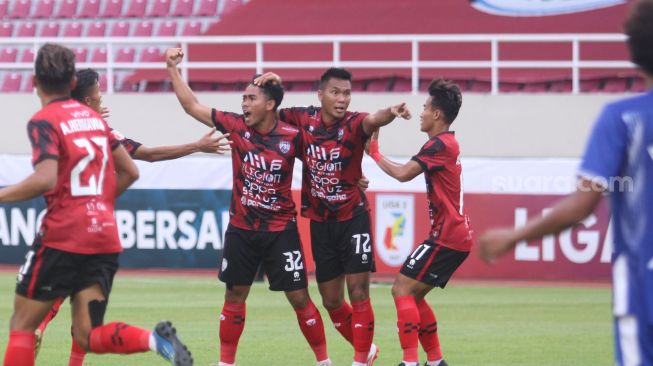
top-left (0, 34), bottom-right (636, 94)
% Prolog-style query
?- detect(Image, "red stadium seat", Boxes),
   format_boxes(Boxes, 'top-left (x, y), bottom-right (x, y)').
top-left (9, 0), bottom-right (31, 19)
top-left (469, 80), bottom-right (491, 93)
top-left (19, 48), bottom-right (35, 62)
top-left (392, 78), bottom-right (412, 92)
top-left (115, 47), bottom-right (136, 62)
top-left (86, 21), bottom-right (106, 37)
top-left (79, 0), bottom-right (101, 18)
top-left (522, 82), bottom-right (549, 93)
top-left (0, 48), bottom-right (18, 63)
top-left (181, 20), bottom-right (201, 36)
top-left (287, 81), bottom-right (316, 92)
top-left (0, 1), bottom-right (8, 18)
top-left (219, 0), bottom-right (241, 16)
top-left (90, 47), bottom-right (107, 62)
top-left (1, 72), bottom-right (23, 92)
top-left (580, 79), bottom-right (601, 92)
top-left (549, 80), bottom-right (572, 93)
top-left (55, 0), bottom-right (78, 19)
top-left (603, 78), bottom-right (628, 93)
top-left (172, 0), bottom-right (193, 17)
top-left (156, 20), bottom-right (177, 36)
top-left (195, 0), bottom-right (217, 16)
top-left (99, 73), bottom-right (108, 92)
top-left (19, 72), bottom-right (32, 92)
top-left (133, 21), bottom-right (153, 36)
top-left (71, 47), bottom-right (88, 62)
top-left (100, 0), bottom-right (123, 18)
top-left (16, 22), bottom-right (37, 37)
top-left (33, 0), bottom-right (55, 18)
top-left (124, 0), bottom-right (146, 17)
top-left (62, 22), bottom-right (83, 37)
top-left (109, 21), bottom-right (130, 37)
top-left (139, 47), bottom-right (162, 62)
top-left (148, 0), bottom-right (171, 17)
top-left (39, 22), bottom-right (60, 37)
top-left (499, 82), bottom-right (522, 93)
top-left (0, 22), bottom-right (13, 37)
top-left (366, 78), bottom-right (391, 92)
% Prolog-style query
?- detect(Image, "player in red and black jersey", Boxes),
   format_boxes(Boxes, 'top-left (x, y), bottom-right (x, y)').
top-left (255, 69), bottom-right (411, 366)
top-left (368, 79), bottom-right (472, 366)
top-left (166, 48), bottom-right (332, 366)
top-left (2, 44), bottom-right (193, 366)
top-left (32, 67), bottom-right (231, 366)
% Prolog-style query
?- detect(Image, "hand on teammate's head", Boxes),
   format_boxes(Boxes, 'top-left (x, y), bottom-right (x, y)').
top-left (253, 72), bottom-right (282, 87)
top-left (165, 48), bottom-right (184, 68)
top-left (391, 102), bottom-right (412, 120)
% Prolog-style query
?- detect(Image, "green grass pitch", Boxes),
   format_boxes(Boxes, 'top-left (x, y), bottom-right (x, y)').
top-left (0, 273), bottom-right (612, 365)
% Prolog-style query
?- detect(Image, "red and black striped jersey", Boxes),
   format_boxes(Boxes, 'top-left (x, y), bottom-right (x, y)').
top-left (28, 98), bottom-right (123, 254)
top-left (279, 106), bottom-right (371, 222)
top-left (212, 109), bottom-right (300, 231)
top-left (411, 132), bottom-right (473, 252)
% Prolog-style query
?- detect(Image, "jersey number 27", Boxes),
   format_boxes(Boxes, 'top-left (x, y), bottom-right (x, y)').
top-left (71, 137), bottom-right (109, 196)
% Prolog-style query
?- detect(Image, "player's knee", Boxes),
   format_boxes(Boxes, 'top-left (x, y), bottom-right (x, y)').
top-left (348, 286), bottom-right (369, 303)
top-left (391, 282), bottom-right (412, 298)
top-left (286, 290), bottom-right (309, 309)
top-left (224, 285), bottom-right (248, 303)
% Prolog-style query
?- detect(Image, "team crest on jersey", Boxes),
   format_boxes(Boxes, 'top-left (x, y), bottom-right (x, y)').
top-left (308, 125), bottom-right (315, 133)
top-left (278, 140), bottom-right (291, 154)
top-left (337, 128), bottom-right (344, 141)
top-left (244, 131), bottom-right (251, 140)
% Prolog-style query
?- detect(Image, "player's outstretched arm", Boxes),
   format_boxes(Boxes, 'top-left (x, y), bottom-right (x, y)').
top-left (165, 47), bottom-right (213, 127)
top-left (362, 102), bottom-right (412, 136)
top-left (0, 159), bottom-right (57, 203)
top-left (113, 145), bottom-right (139, 196)
top-left (132, 129), bottom-right (231, 162)
top-left (478, 179), bottom-right (603, 263)
top-left (367, 130), bottom-right (422, 182)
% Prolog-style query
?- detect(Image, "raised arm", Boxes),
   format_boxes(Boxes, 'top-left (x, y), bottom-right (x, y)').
top-left (165, 48), bottom-right (214, 127)
top-left (112, 145), bottom-right (139, 196)
top-left (362, 103), bottom-right (411, 136)
top-left (0, 159), bottom-right (57, 203)
top-left (478, 179), bottom-right (603, 263)
top-left (132, 129), bottom-right (231, 162)
top-left (367, 130), bottom-right (422, 182)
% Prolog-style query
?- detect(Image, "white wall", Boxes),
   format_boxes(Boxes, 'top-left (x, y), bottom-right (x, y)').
top-left (0, 92), bottom-right (624, 157)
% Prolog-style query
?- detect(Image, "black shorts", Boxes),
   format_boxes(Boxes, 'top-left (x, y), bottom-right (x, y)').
top-left (15, 239), bottom-right (119, 301)
top-left (218, 225), bottom-right (308, 292)
top-left (310, 212), bottom-right (376, 283)
top-left (400, 240), bottom-right (468, 288)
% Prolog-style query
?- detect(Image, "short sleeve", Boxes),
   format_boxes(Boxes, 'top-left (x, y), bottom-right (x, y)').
top-left (27, 120), bottom-right (60, 166)
top-left (110, 129), bottom-right (142, 156)
top-left (279, 106), bottom-right (320, 128)
top-left (348, 111), bottom-right (370, 141)
top-left (578, 106), bottom-right (628, 189)
top-left (212, 108), bottom-right (241, 133)
top-left (411, 137), bottom-right (446, 173)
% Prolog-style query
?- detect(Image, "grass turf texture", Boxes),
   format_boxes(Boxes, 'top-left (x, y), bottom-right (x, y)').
top-left (0, 273), bottom-right (612, 365)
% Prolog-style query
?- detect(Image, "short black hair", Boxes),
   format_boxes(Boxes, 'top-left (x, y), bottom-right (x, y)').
top-left (71, 68), bottom-right (99, 101)
top-left (251, 75), bottom-right (284, 111)
top-left (624, 0), bottom-right (653, 76)
top-left (34, 43), bottom-right (76, 94)
top-left (319, 67), bottom-right (352, 89)
top-left (428, 78), bottom-right (462, 124)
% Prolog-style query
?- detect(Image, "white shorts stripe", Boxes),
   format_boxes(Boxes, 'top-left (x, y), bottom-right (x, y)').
top-left (613, 254), bottom-right (629, 316)
top-left (617, 316), bottom-right (641, 366)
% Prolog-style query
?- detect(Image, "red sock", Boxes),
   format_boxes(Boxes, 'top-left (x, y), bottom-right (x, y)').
top-left (295, 301), bottom-right (329, 361)
top-left (219, 301), bottom-right (246, 364)
top-left (3, 331), bottom-right (35, 366)
top-left (351, 298), bottom-right (375, 363)
top-left (395, 296), bottom-right (419, 362)
top-left (68, 339), bottom-right (86, 366)
top-left (416, 298), bottom-right (442, 361)
top-left (327, 302), bottom-right (354, 345)
top-left (38, 297), bottom-right (65, 333)
top-left (88, 322), bottom-right (151, 354)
